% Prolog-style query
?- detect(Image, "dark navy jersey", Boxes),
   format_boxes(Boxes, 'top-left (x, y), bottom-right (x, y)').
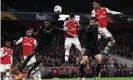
top-left (85, 25), bottom-right (98, 48)
top-left (37, 25), bottom-right (58, 46)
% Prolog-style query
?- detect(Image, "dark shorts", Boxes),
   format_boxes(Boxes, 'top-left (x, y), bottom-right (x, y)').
top-left (84, 45), bottom-right (100, 58)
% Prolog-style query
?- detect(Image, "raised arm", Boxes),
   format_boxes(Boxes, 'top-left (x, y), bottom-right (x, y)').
top-left (91, 10), bottom-right (96, 17)
top-left (16, 37), bottom-right (23, 45)
top-left (106, 8), bottom-right (122, 15)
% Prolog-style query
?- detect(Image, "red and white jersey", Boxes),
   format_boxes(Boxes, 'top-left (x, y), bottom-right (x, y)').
top-left (91, 7), bottom-right (121, 27)
top-left (0, 47), bottom-right (13, 64)
top-left (64, 20), bottom-right (79, 38)
top-left (16, 37), bottom-right (37, 56)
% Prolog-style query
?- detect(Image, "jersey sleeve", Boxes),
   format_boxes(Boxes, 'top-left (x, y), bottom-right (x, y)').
top-left (0, 48), bottom-right (7, 58)
top-left (34, 39), bottom-right (37, 47)
top-left (63, 21), bottom-right (68, 31)
top-left (106, 8), bottom-right (121, 15)
top-left (91, 10), bottom-right (96, 17)
top-left (16, 37), bottom-right (23, 45)
top-left (0, 48), bottom-right (4, 54)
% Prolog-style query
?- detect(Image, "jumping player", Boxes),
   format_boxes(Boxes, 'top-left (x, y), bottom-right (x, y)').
top-left (19, 20), bottom-right (63, 78)
top-left (0, 41), bottom-right (13, 80)
top-left (64, 13), bottom-right (83, 65)
top-left (15, 30), bottom-right (42, 80)
top-left (79, 17), bottom-right (102, 80)
top-left (91, 0), bottom-right (122, 55)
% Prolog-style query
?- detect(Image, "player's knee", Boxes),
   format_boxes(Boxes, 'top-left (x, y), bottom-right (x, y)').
top-left (95, 54), bottom-right (102, 64)
top-left (77, 44), bottom-right (82, 51)
top-left (65, 45), bottom-right (71, 50)
top-left (107, 37), bottom-right (115, 42)
top-left (81, 56), bottom-right (88, 65)
top-left (108, 40), bottom-right (115, 46)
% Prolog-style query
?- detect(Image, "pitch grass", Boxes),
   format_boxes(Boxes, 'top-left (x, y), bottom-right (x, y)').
top-left (42, 77), bottom-right (133, 80)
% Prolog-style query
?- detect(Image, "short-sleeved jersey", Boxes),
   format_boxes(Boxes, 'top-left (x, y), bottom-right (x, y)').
top-left (16, 37), bottom-right (36, 56)
top-left (91, 7), bottom-right (121, 27)
top-left (91, 7), bottom-right (108, 27)
top-left (0, 47), bottom-right (13, 64)
top-left (64, 20), bottom-right (79, 38)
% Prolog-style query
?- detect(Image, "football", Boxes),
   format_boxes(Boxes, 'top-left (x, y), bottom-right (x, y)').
top-left (54, 5), bottom-right (62, 13)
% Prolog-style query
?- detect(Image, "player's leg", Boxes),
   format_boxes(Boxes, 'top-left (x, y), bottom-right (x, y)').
top-left (79, 56), bottom-right (88, 80)
top-left (73, 37), bottom-right (83, 59)
top-left (0, 64), bottom-right (7, 80)
top-left (79, 48), bottom-right (91, 80)
top-left (3, 64), bottom-right (11, 80)
top-left (98, 34), bottom-right (101, 42)
top-left (20, 44), bottom-right (41, 72)
top-left (20, 50), bottom-right (36, 72)
top-left (104, 36), bottom-right (115, 54)
top-left (30, 56), bottom-right (42, 80)
top-left (27, 54), bottom-right (42, 78)
top-left (95, 54), bottom-right (102, 78)
top-left (64, 38), bottom-right (72, 64)
top-left (99, 28), bottom-right (115, 54)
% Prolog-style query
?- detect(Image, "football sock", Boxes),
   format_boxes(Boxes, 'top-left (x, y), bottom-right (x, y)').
top-left (96, 63), bottom-right (102, 77)
top-left (65, 49), bottom-right (69, 61)
top-left (79, 64), bottom-right (85, 78)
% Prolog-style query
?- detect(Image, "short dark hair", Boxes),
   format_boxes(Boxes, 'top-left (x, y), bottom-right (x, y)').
top-left (90, 17), bottom-right (97, 22)
top-left (93, 0), bottom-right (100, 4)
top-left (65, 17), bottom-right (69, 21)
top-left (69, 13), bottom-right (75, 18)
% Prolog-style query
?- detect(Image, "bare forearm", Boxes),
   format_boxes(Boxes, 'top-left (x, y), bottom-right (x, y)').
top-left (66, 31), bottom-right (75, 37)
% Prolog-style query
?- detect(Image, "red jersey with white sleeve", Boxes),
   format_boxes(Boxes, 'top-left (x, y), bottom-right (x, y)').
top-left (0, 47), bottom-right (13, 64)
top-left (91, 7), bottom-right (121, 27)
top-left (64, 20), bottom-right (79, 38)
top-left (16, 37), bottom-right (37, 56)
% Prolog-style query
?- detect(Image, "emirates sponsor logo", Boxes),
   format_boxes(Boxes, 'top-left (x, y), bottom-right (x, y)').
top-left (23, 43), bottom-right (32, 46)
top-left (97, 15), bottom-right (106, 19)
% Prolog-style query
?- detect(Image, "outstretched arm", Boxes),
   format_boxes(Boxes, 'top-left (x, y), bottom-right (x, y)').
top-left (16, 37), bottom-right (22, 45)
top-left (106, 8), bottom-right (122, 15)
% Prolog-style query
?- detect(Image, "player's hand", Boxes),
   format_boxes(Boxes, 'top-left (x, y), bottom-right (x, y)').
top-left (29, 27), bottom-right (34, 32)
top-left (34, 32), bottom-right (38, 36)
top-left (119, 12), bottom-right (123, 17)
top-left (5, 52), bottom-right (8, 55)
top-left (73, 35), bottom-right (78, 38)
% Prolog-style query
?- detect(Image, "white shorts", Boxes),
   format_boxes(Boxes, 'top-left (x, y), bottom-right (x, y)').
top-left (24, 56), bottom-right (36, 66)
top-left (65, 37), bottom-right (81, 50)
top-left (0, 64), bottom-right (11, 72)
top-left (98, 27), bottom-right (112, 39)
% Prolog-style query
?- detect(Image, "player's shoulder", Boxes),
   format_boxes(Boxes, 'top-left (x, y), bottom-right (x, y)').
top-left (65, 20), bottom-right (70, 23)
top-left (101, 7), bottom-right (107, 10)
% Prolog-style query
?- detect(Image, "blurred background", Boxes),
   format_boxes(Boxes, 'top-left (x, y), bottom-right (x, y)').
top-left (1, 0), bottom-right (133, 79)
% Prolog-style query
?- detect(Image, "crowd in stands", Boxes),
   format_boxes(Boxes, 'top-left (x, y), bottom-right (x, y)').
top-left (1, 24), bottom-right (133, 78)
top-left (2, 0), bottom-right (133, 15)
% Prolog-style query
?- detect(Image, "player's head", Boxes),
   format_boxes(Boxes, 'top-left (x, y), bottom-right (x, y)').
top-left (93, 0), bottom-right (101, 9)
top-left (26, 30), bottom-right (32, 37)
top-left (90, 17), bottom-right (97, 25)
top-left (5, 40), bottom-right (11, 48)
top-left (69, 13), bottom-right (75, 22)
top-left (44, 19), bottom-right (51, 27)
